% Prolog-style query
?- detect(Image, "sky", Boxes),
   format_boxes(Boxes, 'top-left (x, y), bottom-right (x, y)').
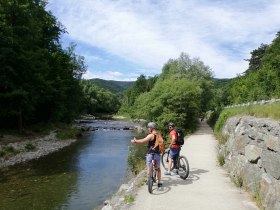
top-left (47, 0), bottom-right (280, 81)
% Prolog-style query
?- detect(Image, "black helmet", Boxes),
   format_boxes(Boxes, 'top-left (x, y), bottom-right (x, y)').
top-left (168, 122), bottom-right (174, 127)
top-left (147, 122), bottom-right (156, 129)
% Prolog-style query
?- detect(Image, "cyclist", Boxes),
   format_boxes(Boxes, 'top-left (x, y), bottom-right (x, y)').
top-left (164, 121), bottom-right (180, 175)
top-left (131, 122), bottom-right (162, 187)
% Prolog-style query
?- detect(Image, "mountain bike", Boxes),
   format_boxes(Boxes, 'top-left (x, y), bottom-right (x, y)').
top-left (148, 152), bottom-right (157, 193)
top-left (161, 147), bottom-right (189, 179)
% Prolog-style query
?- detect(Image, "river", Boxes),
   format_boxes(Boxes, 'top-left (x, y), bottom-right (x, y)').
top-left (0, 120), bottom-right (144, 210)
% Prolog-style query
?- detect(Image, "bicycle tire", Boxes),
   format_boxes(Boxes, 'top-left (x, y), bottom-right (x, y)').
top-left (178, 155), bottom-right (189, 180)
top-left (148, 164), bottom-right (154, 193)
top-left (161, 150), bottom-right (177, 171)
top-left (161, 150), bottom-right (169, 171)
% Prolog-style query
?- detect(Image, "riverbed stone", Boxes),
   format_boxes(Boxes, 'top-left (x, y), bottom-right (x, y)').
top-left (245, 145), bottom-right (262, 163)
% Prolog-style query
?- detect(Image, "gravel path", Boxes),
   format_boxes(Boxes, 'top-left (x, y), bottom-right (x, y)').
top-left (128, 121), bottom-right (259, 210)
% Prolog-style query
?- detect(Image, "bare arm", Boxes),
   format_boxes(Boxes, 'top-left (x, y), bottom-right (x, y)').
top-left (131, 133), bottom-right (153, 144)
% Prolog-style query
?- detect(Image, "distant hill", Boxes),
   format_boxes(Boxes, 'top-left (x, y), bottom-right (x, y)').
top-left (89, 78), bottom-right (134, 93)
top-left (213, 78), bottom-right (233, 89)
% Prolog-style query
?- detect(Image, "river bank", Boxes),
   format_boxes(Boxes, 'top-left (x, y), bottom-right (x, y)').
top-left (0, 131), bottom-right (77, 168)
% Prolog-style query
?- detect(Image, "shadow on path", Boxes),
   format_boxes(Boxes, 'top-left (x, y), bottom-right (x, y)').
top-left (150, 168), bottom-right (208, 195)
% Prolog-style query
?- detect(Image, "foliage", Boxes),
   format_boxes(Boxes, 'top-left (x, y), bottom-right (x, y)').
top-left (80, 80), bottom-right (120, 114)
top-left (127, 144), bottom-right (146, 175)
top-left (227, 32), bottom-right (280, 104)
top-left (124, 195), bottom-right (135, 203)
top-left (89, 78), bottom-right (134, 94)
top-left (0, 145), bottom-right (19, 159)
top-left (212, 102), bottom-right (280, 141)
top-left (56, 126), bottom-right (81, 140)
top-left (120, 53), bottom-right (214, 133)
top-left (118, 74), bottom-right (158, 115)
top-left (24, 143), bottom-right (36, 151)
top-left (0, 0), bottom-right (86, 130)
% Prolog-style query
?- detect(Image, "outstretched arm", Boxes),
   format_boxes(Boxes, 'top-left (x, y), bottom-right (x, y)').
top-left (131, 133), bottom-right (153, 144)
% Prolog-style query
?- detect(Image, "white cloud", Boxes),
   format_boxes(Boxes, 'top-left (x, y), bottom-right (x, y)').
top-left (48, 0), bottom-right (280, 79)
top-left (83, 70), bottom-right (136, 81)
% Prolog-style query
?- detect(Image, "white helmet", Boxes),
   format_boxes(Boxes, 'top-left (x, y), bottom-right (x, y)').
top-left (147, 122), bottom-right (156, 129)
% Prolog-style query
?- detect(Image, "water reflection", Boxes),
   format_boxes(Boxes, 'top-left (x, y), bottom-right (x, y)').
top-left (0, 121), bottom-right (144, 210)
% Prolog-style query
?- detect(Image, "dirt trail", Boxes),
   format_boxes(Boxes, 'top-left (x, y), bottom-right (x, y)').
top-left (128, 121), bottom-right (259, 210)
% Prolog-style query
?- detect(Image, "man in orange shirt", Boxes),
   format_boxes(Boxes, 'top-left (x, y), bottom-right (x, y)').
top-left (164, 122), bottom-right (180, 175)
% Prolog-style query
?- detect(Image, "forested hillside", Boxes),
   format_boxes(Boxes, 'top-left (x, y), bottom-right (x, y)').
top-left (226, 32), bottom-right (280, 104)
top-left (89, 79), bottom-right (134, 94)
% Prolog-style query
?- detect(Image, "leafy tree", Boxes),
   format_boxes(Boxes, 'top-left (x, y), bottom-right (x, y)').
top-left (0, 0), bottom-right (85, 130)
top-left (244, 44), bottom-right (268, 75)
top-left (120, 53), bottom-right (214, 133)
top-left (81, 80), bottom-right (120, 114)
top-left (227, 32), bottom-right (280, 104)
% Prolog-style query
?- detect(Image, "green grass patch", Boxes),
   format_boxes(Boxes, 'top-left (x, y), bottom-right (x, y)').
top-left (217, 152), bottom-right (225, 166)
top-left (124, 195), bottom-right (135, 203)
top-left (25, 143), bottom-right (36, 151)
top-left (56, 126), bottom-right (80, 140)
top-left (127, 144), bottom-right (146, 175)
top-left (212, 102), bottom-right (280, 143)
top-left (0, 145), bottom-right (20, 159)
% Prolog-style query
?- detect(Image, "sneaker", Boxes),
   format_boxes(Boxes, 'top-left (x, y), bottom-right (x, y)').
top-left (157, 183), bottom-right (162, 187)
top-left (172, 169), bottom-right (178, 174)
top-left (164, 171), bottom-right (171, 175)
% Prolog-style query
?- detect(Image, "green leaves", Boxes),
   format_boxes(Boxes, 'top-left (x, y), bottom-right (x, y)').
top-left (0, 0), bottom-right (86, 129)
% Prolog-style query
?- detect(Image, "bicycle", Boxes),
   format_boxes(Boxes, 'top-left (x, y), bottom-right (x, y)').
top-left (161, 147), bottom-right (189, 179)
top-left (148, 152), bottom-right (157, 193)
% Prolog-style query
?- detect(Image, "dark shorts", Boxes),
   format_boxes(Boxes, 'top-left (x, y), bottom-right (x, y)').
top-left (169, 148), bottom-right (180, 159)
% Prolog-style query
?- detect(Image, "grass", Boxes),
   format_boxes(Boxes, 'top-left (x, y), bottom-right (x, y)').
top-left (0, 145), bottom-right (20, 159)
top-left (217, 152), bottom-right (225, 166)
top-left (213, 102), bottom-right (280, 142)
top-left (124, 195), bottom-right (135, 203)
top-left (24, 143), bottom-right (36, 151)
top-left (56, 126), bottom-right (81, 140)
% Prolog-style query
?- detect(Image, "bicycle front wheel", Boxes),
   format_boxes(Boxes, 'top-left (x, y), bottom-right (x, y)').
top-left (178, 156), bottom-right (189, 180)
top-left (148, 164), bottom-right (155, 193)
top-left (161, 150), bottom-right (169, 171)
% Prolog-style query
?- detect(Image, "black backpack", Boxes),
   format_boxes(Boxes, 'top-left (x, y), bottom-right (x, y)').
top-left (175, 128), bottom-right (184, 145)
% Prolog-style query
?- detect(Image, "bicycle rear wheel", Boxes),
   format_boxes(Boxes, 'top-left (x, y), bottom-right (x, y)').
top-left (161, 150), bottom-right (176, 171)
top-left (178, 156), bottom-right (189, 180)
top-left (148, 164), bottom-right (155, 193)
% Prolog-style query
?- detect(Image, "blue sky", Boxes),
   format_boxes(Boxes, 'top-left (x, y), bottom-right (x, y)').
top-left (47, 0), bottom-right (280, 81)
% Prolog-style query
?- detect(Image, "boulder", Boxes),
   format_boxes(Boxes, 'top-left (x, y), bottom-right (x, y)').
top-left (245, 145), bottom-right (262, 163)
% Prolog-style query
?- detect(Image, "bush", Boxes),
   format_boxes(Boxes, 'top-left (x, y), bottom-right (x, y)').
top-left (25, 143), bottom-right (36, 151)
top-left (127, 144), bottom-right (147, 175)
top-left (56, 127), bottom-right (80, 140)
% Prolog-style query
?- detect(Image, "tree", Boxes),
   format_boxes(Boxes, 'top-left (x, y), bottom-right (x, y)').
top-left (0, 0), bottom-right (86, 130)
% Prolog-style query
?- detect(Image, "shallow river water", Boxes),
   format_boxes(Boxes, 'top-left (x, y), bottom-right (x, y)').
top-left (0, 120), bottom-right (144, 210)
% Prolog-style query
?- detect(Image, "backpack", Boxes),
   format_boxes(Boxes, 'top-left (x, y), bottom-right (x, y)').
top-left (152, 133), bottom-right (165, 153)
top-left (175, 128), bottom-right (185, 145)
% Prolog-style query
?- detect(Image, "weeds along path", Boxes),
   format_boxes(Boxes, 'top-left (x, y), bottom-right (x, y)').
top-left (128, 121), bottom-right (259, 210)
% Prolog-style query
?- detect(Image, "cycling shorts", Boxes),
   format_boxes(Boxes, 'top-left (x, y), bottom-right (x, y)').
top-left (170, 148), bottom-right (180, 159)
top-left (146, 153), bottom-right (161, 167)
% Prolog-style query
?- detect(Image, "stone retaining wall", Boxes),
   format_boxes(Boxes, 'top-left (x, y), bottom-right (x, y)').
top-left (220, 116), bottom-right (280, 210)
